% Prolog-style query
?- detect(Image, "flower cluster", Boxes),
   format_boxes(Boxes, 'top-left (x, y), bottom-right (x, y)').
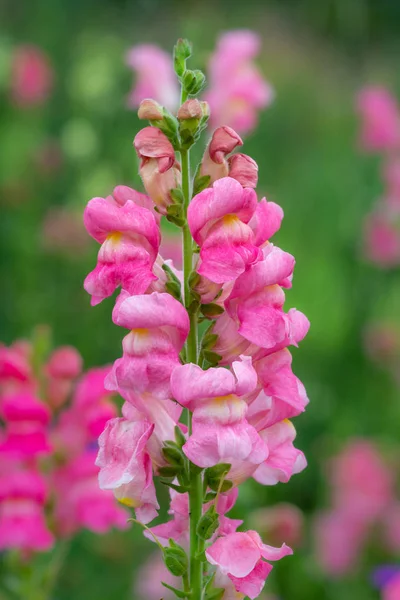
top-left (356, 86), bottom-right (400, 267)
top-left (84, 39), bottom-right (309, 600)
top-left (0, 333), bottom-right (127, 556)
top-left (126, 30), bottom-right (273, 135)
top-left (314, 440), bottom-right (400, 577)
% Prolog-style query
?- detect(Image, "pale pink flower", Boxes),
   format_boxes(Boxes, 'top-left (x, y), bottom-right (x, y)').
top-left (253, 420), bottom-right (306, 485)
top-left (83, 191), bottom-right (161, 304)
top-left (134, 127), bottom-right (181, 214)
top-left (188, 177), bottom-right (261, 283)
top-left (107, 292), bottom-right (189, 398)
top-left (46, 346), bottom-right (82, 379)
top-left (247, 349), bottom-right (309, 431)
top-left (205, 30), bottom-right (274, 135)
top-left (96, 416), bottom-right (159, 523)
top-left (356, 87), bottom-right (400, 152)
top-left (10, 45), bottom-right (53, 107)
top-left (314, 509), bottom-right (367, 576)
top-left (206, 530), bottom-right (292, 599)
top-left (125, 45), bottom-right (179, 111)
top-left (135, 553), bottom-right (179, 600)
top-left (171, 356), bottom-right (267, 471)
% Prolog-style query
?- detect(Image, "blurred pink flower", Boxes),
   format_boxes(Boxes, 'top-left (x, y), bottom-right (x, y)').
top-left (11, 45), bottom-right (53, 107)
top-left (250, 503), bottom-right (304, 548)
top-left (135, 553), bottom-right (179, 600)
top-left (363, 204), bottom-right (400, 267)
top-left (125, 45), bottom-right (179, 111)
top-left (356, 87), bottom-right (400, 153)
top-left (42, 208), bottom-right (90, 256)
top-left (204, 30), bottom-right (274, 135)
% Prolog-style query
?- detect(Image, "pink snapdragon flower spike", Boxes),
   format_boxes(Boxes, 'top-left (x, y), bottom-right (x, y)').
top-left (171, 356), bottom-right (267, 470)
top-left (83, 38), bottom-right (308, 600)
top-left (134, 127), bottom-right (181, 214)
top-left (107, 292), bottom-right (189, 397)
top-left (205, 30), bottom-right (274, 135)
top-left (199, 127), bottom-right (243, 185)
top-left (0, 469), bottom-right (53, 552)
top-left (356, 87), bottom-right (400, 152)
top-left (206, 531), bottom-right (292, 599)
top-left (125, 45), bottom-right (179, 111)
top-left (83, 193), bottom-right (161, 304)
top-left (188, 177), bottom-right (262, 283)
top-left (10, 45), bottom-right (53, 108)
top-left (96, 416), bottom-right (159, 523)
top-left (250, 503), bottom-right (304, 548)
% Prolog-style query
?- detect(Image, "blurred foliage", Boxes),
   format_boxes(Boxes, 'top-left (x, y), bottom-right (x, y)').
top-left (1, 1), bottom-right (400, 599)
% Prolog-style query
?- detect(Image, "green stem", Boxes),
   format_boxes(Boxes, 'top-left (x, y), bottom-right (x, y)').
top-left (180, 132), bottom-right (202, 600)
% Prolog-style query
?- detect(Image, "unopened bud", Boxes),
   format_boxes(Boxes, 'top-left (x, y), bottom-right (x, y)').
top-left (178, 98), bottom-right (203, 121)
top-left (228, 153), bottom-right (258, 188)
top-left (183, 69), bottom-right (206, 96)
top-left (138, 98), bottom-right (164, 121)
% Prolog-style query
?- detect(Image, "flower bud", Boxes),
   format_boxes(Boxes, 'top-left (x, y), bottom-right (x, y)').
top-left (134, 126), bottom-right (175, 173)
top-left (228, 153), bottom-right (258, 188)
top-left (177, 98), bottom-right (203, 121)
top-left (199, 126), bottom-right (243, 185)
top-left (138, 98), bottom-right (164, 121)
top-left (183, 69), bottom-right (206, 96)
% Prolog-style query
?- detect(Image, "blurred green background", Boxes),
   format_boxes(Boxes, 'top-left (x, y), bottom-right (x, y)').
top-left (1, 0), bottom-right (400, 599)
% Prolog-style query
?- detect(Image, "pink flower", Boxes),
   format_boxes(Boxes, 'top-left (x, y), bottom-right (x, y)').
top-left (46, 346), bottom-right (82, 379)
top-left (125, 45), bottom-right (179, 111)
top-left (188, 177), bottom-right (262, 283)
top-left (96, 416), bottom-right (159, 524)
top-left (72, 366), bottom-right (117, 438)
top-left (135, 553), bottom-right (180, 600)
top-left (250, 503), bottom-right (304, 548)
top-left (0, 393), bottom-right (51, 456)
top-left (314, 509), bottom-right (367, 576)
top-left (0, 468), bottom-right (53, 552)
top-left (253, 420), bottom-right (306, 485)
top-left (206, 530), bottom-right (292, 599)
top-left (106, 292), bottom-right (189, 398)
top-left (0, 342), bottom-right (32, 384)
top-left (134, 127), bottom-right (181, 214)
top-left (363, 206), bottom-right (400, 267)
top-left (330, 440), bottom-right (393, 521)
top-left (171, 356), bottom-right (267, 470)
top-left (247, 349), bottom-right (309, 431)
top-left (199, 127), bottom-right (243, 185)
top-left (356, 87), bottom-right (400, 152)
top-left (83, 191), bottom-right (160, 304)
top-left (10, 45), bottom-right (53, 107)
top-left (53, 450), bottom-right (128, 536)
top-left (205, 30), bottom-right (274, 135)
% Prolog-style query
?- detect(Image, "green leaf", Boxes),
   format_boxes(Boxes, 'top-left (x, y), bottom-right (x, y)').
top-left (201, 350), bottom-right (222, 365)
top-left (196, 506), bottom-right (219, 540)
top-left (175, 426), bottom-right (186, 448)
top-left (193, 174), bottom-right (211, 195)
top-left (201, 303), bottom-right (224, 317)
top-left (162, 445), bottom-right (185, 467)
top-left (170, 187), bottom-right (185, 204)
top-left (161, 481), bottom-right (189, 494)
top-left (164, 543), bottom-right (188, 576)
top-left (165, 281), bottom-right (182, 301)
top-left (158, 466), bottom-right (180, 478)
top-left (203, 491), bottom-right (217, 503)
top-left (162, 582), bottom-right (191, 598)
top-left (201, 333), bottom-right (219, 350)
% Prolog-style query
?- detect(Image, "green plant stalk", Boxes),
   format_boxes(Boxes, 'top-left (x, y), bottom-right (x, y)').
top-left (180, 115), bottom-right (203, 599)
